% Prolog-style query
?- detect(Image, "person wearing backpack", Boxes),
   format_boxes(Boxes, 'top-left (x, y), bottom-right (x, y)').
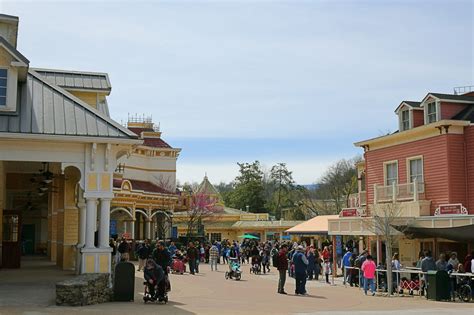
top-left (276, 244), bottom-right (289, 294)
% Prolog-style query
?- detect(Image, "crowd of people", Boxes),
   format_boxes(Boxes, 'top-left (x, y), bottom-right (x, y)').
top-left (109, 237), bottom-right (474, 301)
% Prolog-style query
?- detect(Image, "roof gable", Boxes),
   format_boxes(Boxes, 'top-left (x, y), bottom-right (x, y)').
top-left (394, 101), bottom-right (422, 114)
top-left (0, 70), bottom-right (138, 139)
top-left (0, 36), bottom-right (29, 67)
top-left (421, 93), bottom-right (474, 106)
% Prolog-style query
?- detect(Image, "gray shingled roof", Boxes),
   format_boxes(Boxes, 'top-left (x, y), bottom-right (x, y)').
top-left (0, 70), bottom-right (137, 139)
top-left (32, 68), bottom-right (111, 92)
top-left (429, 93), bottom-right (474, 103)
top-left (403, 101), bottom-right (421, 108)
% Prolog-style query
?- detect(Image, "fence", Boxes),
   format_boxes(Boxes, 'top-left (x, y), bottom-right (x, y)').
top-left (343, 266), bottom-right (474, 300)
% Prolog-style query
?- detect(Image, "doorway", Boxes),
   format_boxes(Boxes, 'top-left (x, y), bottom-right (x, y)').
top-left (22, 224), bottom-right (35, 255)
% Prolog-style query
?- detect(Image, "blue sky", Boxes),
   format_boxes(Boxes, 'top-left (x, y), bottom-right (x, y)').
top-left (2, 0), bottom-right (472, 184)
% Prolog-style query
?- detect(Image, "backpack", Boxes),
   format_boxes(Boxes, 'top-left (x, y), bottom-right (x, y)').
top-left (272, 251), bottom-right (279, 268)
top-left (354, 257), bottom-right (362, 268)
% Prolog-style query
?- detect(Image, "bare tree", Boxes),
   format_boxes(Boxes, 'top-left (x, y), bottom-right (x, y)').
top-left (363, 202), bottom-right (411, 296)
top-left (318, 158), bottom-right (360, 213)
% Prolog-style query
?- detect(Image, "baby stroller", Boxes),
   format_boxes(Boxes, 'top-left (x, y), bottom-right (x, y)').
top-left (225, 257), bottom-right (242, 280)
top-left (171, 256), bottom-right (186, 274)
top-left (250, 255), bottom-right (261, 274)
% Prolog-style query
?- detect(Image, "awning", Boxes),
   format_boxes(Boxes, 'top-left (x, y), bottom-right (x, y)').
top-left (393, 224), bottom-right (474, 242)
top-left (286, 215), bottom-right (339, 235)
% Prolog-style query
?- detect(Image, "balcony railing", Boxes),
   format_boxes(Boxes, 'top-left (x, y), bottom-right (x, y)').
top-left (374, 181), bottom-right (424, 203)
top-left (348, 191), bottom-right (367, 207)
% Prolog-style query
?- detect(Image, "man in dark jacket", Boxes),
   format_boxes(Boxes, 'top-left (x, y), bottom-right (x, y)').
top-left (292, 245), bottom-right (309, 295)
top-left (117, 238), bottom-right (130, 262)
top-left (152, 241), bottom-right (172, 273)
top-left (137, 240), bottom-right (151, 271)
top-left (277, 244), bottom-right (289, 294)
top-left (187, 242), bottom-right (199, 275)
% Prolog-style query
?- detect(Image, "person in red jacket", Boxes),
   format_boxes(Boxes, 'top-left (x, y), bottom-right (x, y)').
top-left (277, 244), bottom-right (289, 294)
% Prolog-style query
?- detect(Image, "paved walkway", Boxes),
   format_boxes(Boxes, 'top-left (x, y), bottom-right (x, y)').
top-left (1, 260), bottom-right (473, 315)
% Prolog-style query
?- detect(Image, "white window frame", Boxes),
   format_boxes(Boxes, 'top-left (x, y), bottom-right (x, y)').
top-left (425, 100), bottom-right (440, 124)
top-left (383, 160), bottom-right (398, 187)
top-left (399, 109), bottom-right (411, 131)
top-left (406, 156), bottom-right (424, 193)
top-left (210, 232), bottom-right (222, 242)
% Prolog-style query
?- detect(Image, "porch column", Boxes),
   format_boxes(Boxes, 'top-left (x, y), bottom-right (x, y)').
top-left (99, 198), bottom-right (111, 248)
top-left (77, 200), bottom-right (86, 247)
top-left (84, 197), bottom-right (97, 249)
top-left (146, 220), bottom-right (151, 239)
top-left (130, 220), bottom-right (135, 240)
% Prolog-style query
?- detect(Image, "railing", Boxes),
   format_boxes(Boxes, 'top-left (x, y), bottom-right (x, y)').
top-left (374, 181), bottom-right (424, 203)
top-left (454, 85), bottom-right (474, 95)
top-left (348, 191), bottom-right (367, 207)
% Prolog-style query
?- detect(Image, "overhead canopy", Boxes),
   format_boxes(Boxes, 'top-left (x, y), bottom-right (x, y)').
top-left (286, 215), bottom-right (339, 235)
top-left (393, 224), bottom-right (474, 242)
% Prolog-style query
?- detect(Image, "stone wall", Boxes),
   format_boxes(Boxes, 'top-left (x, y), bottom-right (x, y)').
top-left (56, 273), bottom-right (112, 306)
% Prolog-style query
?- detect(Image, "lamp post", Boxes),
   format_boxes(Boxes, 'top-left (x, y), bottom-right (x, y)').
top-left (246, 205), bottom-right (249, 213)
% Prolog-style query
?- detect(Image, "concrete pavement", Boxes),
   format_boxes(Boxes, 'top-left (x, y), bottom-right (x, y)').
top-left (1, 260), bottom-right (473, 315)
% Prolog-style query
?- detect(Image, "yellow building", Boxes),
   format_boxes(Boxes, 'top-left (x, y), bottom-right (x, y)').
top-left (111, 117), bottom-right (183, 241)
top-left (0, 14), bottom-right (176, 275)
top-left (173, 176), bottom-right (302, 242)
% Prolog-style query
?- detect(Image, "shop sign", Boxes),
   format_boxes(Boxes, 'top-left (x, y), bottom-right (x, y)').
top-left (340, 208), bottom-right (359, 217)
top-left (434, 204), bottom-right (468, 216)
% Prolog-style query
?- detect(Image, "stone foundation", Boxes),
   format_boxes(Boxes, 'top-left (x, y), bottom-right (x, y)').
top-left (56, 273), bottom-right (112, 306)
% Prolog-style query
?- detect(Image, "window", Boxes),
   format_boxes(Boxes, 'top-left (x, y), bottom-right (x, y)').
top-left (210, 233), bottom-right (221, 242)
top-left (427, 102), bottom-right (437, 123)
top-left (385, 161), bottom-right (398, 186)
top-left (408, 158), bottom-right (423, 183)
top-left (401, 110), bottom-right (410, 131)
top-left (0, 68), bottom-right (7, 106)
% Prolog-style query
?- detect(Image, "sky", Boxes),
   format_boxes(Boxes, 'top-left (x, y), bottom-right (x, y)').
top-left (2, 0), bottom-right (473, 185)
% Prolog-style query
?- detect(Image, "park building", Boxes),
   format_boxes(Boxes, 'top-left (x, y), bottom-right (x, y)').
top-left (0, 14), bottom-right (181, 274)
top-left (327, 87), bottom-right (474, 267)
top-left (172, 175), bottom-right (302, 242)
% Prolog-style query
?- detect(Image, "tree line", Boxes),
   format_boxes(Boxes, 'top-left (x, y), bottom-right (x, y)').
top-left (191, 157), bottom-right (362, 220)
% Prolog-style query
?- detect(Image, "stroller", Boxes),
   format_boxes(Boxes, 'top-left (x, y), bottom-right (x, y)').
top-left (225, 257), bottom-right (242, 280)
top-left (250, 255), bottom-right (261, 274)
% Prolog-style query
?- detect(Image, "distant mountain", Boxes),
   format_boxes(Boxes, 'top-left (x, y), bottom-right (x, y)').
top-left (301, 184), bottom-right (320, 190)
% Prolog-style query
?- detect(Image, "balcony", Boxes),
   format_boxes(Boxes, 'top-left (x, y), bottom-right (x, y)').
top-left (348, 191), bottom-right (367, 207)
top-left (374, 181), bottom-right (424, 203)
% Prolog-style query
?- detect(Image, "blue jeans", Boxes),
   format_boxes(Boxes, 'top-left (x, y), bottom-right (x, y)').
top-left (364, 277), bottom-right (375, 295)
top-left (295, 272), bottom-right (307, 294)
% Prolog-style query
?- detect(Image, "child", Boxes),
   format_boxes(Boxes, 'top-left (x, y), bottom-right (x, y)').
top-left (144, 259), bottom-right (164, 301)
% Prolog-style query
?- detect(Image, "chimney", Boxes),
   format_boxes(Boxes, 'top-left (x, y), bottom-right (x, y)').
top-left (0, 14), bottom-right (19, 48)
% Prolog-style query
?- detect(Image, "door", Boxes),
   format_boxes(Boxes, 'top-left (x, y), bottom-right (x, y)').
top-left (2, 210), bottom-right (21, 268)
top-left (22, 224), bottom-right (35, 255)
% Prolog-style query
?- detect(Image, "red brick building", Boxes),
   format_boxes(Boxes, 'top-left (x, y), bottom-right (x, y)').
top-left (329, 88), bottom-right (474, 266)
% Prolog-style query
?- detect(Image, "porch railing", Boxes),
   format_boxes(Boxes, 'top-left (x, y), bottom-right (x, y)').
top-left (348, 191), bottom-right (367, 207)
top-left (374, 181), bottom-right (424, 204)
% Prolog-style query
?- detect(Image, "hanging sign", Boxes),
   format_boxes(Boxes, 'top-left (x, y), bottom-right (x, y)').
top-left (435, 204), bottom-right (468, 216)
top-left (340, 208), bottom-right (360, 217)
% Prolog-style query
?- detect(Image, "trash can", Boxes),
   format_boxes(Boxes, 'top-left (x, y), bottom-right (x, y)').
top-left (114, 261), bottom-right (135, 301)
top-left (426, 270), bottom-right (450, 301)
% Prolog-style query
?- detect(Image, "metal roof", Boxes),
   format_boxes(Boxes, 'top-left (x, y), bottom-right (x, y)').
top-left (0, 70), bottom-right (137, 139)
top-left (32, 68), bottom-right (111, 92)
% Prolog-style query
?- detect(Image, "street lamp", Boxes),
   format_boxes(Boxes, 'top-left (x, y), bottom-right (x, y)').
top-left (246, 205), bottom-right (249, 213)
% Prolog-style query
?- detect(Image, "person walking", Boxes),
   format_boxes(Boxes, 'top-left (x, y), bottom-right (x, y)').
top-left (137, 240), bottom-right (151, 271)
top-left (187, 242), bottom-right (199, 275)
top-left (342, 248), bottom-right (352, 285)
top-left (209, 242), bottom-right (219, 271)
top-left (117, 238), bottom-right (130, 262)
top-left (306, 246), bottom-right (316, 280)
top-left (421, 250), bottom-right (436, 296)
top-left (292, 245), bottom-right (309, 295)
top-left (361, 255), bottom-right (376, 296)
top-left (277, 244), bottom-right (289, 294)
top-left (322, 246), bottom-right (331, 284)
